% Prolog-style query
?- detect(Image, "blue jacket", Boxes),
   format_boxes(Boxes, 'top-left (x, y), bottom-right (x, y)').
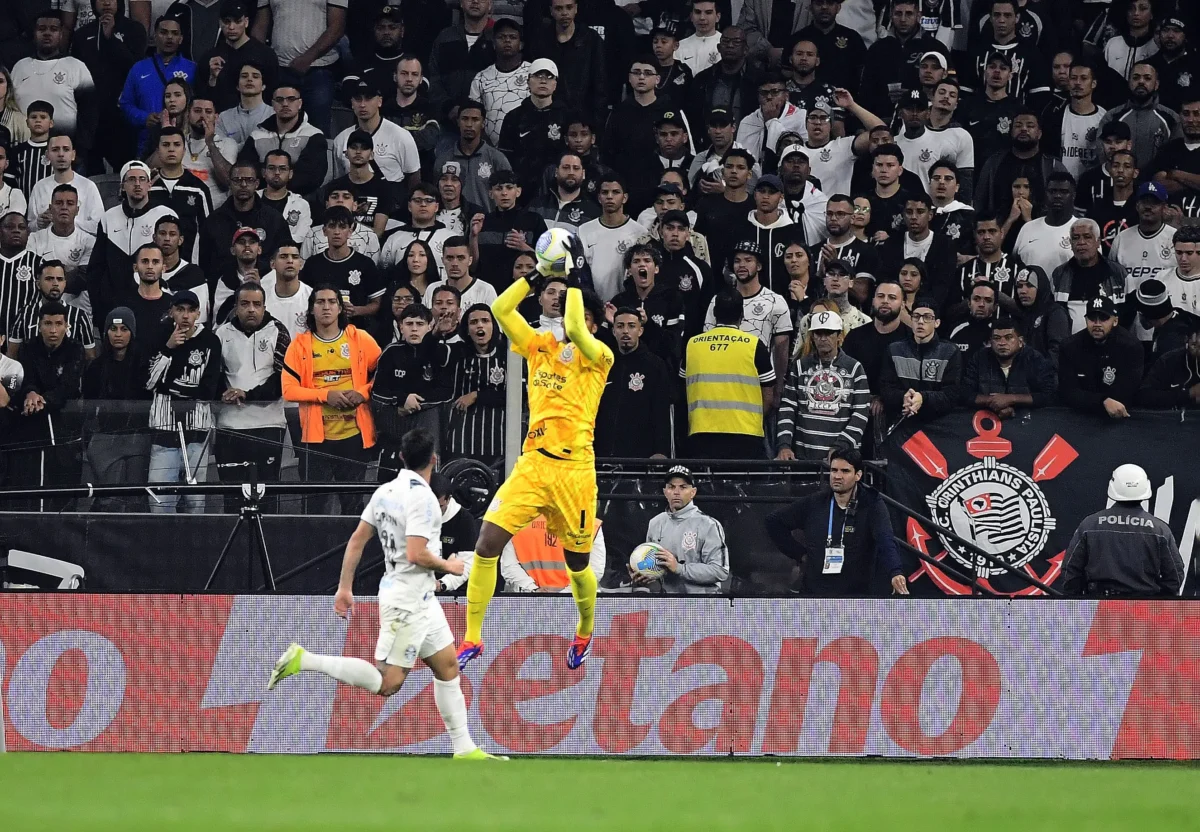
top-left (119, 54), bottom-right (196, 149)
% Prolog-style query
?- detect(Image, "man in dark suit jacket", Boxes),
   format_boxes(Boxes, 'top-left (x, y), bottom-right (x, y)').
top-left (878, 192), bottom-right (957, 309)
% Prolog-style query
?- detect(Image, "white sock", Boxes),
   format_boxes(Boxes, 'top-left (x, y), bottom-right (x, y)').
top-left (434, 676), bottom-right (477, 754)
top-left (299, 651), bottom-right (383, 695)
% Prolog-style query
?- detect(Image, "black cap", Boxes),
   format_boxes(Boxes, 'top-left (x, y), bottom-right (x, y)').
top-left (655, 110), bottom-right (687, 129)
top-left (732, 239), bottom-right (763, 259)
top-left (171, 290), bottom-right (200, 308)
top-left (664, 464), bottom-right (694, 486)
top-left (651, 19), bottom-right (680, 39)
top-left (346, 78), bottom-right (382, 99)
top-left (1161, 17), bottom-right (1186, 31)
top-left (376, 4), bottom-right (404, 22)
top-left (655, 182), bottom-right (684, 198)
top-left (346, 129), bottom-right (373, 149)
top-left (220, 0), bottom-right (254, 20)
top-left (659, 208), bottom-right (690, 227)
top-left (707, 107), bottom-right (733, 126)
top-left (824, 257), bottom-right (852, 275)
top-left (1100, 121), bottom-right (1132, 141)
top-left (902, 88), bottom-right (929, 108)
top-left (1085, 295), bottom-right (1118, 319)
top-left (488, 168), bottom-right (519, 187)
top-left (985, 51), bottom-right (1013, 68)
top-left (493, 16), bottom-right (521, 34)
top-left (1136, 278), bottom-right (1174, 318)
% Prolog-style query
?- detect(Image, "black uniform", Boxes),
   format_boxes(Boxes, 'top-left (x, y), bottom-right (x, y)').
top-left (444, 338), bottom-right (506, 466)
top-left (609, 279), bottom-right (686, 372)
top-left (1057, 325), bottom-right (1144, 415)
top-left (1140, 346), bottom-right (1200, 409)
top-left (657, 242), bottom-right (716, 339)
top-left (878, 332), bottom-right (963, 422)
top-left (11, 336), bottom-right (85, 506)
top-left (370, 333), bottom-right (453, 474)
top-left (1062, 504), bottom-right (1184, 596)
top-left (842, 323), bottom-right (910, 395)
top-left (595, 341), bottom-right (672, 458)
top-left (793, 23), bottom-right (866, 92)
top-left (497, 96), bottom-right (572, 196)
top-left (301, 251), bottom-right (386, 319)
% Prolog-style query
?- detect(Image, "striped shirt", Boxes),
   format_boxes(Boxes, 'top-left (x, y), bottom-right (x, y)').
top-left (7, 298), bottom-right (95, 350)
top-left (12, 141), bottom-right (52, 199)
top-left (444, 344), bottom-right (506, 463)
top-left (0, 249), bottom-right (44, 336)
top-left (257, 0), bottom-right (349, 69)
top-left (775, 350), bottom-right (871, 460)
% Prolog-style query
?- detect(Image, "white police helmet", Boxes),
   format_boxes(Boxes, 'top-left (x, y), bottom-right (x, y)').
top-left (1107, 463), bottom-right (1152, 503)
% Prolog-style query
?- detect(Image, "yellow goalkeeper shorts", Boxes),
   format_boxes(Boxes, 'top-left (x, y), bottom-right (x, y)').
top-left (484, 452), bottom-right (597, 552)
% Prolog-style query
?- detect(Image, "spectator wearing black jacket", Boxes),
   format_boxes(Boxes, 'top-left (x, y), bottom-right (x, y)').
top-left (842, 278), bottom-right (909, 400)
top-left (655, 209), bottom-right (715, 339)
top-left (426, 0), bottom-right (495, 120)
top-left (687, 26), bottom-right (759, 128)
top-left (1135, 278), bottom-right (1195, 371)
top-left (858, 0), bottom-right (948, 119)
top-left (496, 59), bottom-right (571, 196)
top-left (471, 170), bottom-right (548, 292)
top-left (1139, 320), bottom-right (1200, 409)
top-left (879, 295), bottom-right (964, 424)
top-left (765, 447), bottom-right (908, 597)
top-left (609, 243), bottom-right (685, 371)
top-left (962, 316), bottom-right (1057, 416)
top-left (529, 0), bottom-right (607, 125)
top-left (194, 0), bottom-right (278, 112)
top-left (595, 308), bottom-right (671, 458)
top-left (1013, 265), bottom-right (1070, 368)
top-left (944, 281), bottom-right (998, 360)
top-left (81, 305), bottom-right (151, 510)
top-left (370, 302), bottom-right (454, 477)
top-left (72, 0), bottom-right (147, 173)
top-left (11, 301), bottom-right (84, 507)
top-left (734, 175), bottom-right (806, 299)
top-left (523, 0), bottom-right (634, 109)
top-left (1058, 295), bottom-right (1144, 419)
top-left (877, 192), bottom-right (957, 308)
top-left (198, 161), bottom-right (291, 279)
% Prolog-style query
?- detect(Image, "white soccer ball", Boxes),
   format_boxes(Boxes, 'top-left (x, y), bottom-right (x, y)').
top-left (534, 227), bottom-right (575, 277)
top-left (629, 542), bottom-right (665, 579)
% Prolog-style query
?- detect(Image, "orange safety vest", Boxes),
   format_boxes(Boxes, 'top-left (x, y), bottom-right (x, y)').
top-left (513, 515), bottom-right (602, 589)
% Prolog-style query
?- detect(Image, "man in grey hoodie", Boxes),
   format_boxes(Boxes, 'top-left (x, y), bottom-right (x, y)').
top-left (632, 465), bottom-right (730, 594)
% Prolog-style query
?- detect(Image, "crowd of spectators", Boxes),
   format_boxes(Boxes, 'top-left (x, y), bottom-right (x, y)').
top-left (0, 0), bottom-right (1199, 514)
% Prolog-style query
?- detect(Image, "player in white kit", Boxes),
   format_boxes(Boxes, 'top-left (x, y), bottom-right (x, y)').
top-left (267, 428), bottom-right (504, 760)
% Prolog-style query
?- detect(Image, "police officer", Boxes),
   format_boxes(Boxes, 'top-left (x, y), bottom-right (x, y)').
top-left (1061, 464), bottom-right (1185, 597)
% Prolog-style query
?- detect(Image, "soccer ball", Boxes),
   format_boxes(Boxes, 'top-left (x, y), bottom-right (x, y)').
top-left (534, 227), bottom-right (575, 277)
top-left (629, 542), bottom-right (665, 579)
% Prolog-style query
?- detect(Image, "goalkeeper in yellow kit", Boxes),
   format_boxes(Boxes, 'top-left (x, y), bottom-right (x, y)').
top-left (456, 245), bottom-right (613, 670)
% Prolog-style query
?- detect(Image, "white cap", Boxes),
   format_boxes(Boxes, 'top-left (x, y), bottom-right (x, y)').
top-left (120, 160), bottom-right (152, 181)
top-left (809, 310), bottom-right (843, 333)
top-left (529, 58), bottom-right (559, 78)
top-left (920, 51), bottom-right (948, 70)
top-left (1107, 463), bottom-right (1152, 503)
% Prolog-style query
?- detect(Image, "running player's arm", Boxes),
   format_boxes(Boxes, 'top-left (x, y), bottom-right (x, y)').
top-left (492, 275), bottom-right (538, 353)
top-left (563, 287), bottom-right (608, 363)
top-left (338, 520), bottom-right (376, 594)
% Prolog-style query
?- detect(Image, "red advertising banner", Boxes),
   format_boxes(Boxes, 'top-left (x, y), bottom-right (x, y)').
top-left (2, 595), bottom-right (1198, 759)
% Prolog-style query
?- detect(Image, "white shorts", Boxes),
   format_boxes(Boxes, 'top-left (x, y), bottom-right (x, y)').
top-left (373, 592), bottom-right (454, 668)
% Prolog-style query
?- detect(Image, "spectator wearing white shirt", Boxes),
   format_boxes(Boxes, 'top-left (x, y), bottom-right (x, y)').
top-left (216, 61), bottom-right (274, 146)
top-left (13, 12), bottom-right (98, 160)
top-left (377, 183), bottom-right (455, 276)
top-left (250, 0), bottom-right (349, 134)
top-left (261, 242), bottom-right (312, 340)
top-left (676, 0), bottom-right (722, 76)
top-left (422, 236), bottom-right (497, 311)
top-left (28, 183), bottom-right (96, 309)
top-left (893, 88), bottom-right (975, 197)
top-left (25, 134), bottom-right (103, 235)
top-left (736, 72), bottom-right (807, 164)
top-left (801, 94), bottom-right (883, 199)
top-left (299, 186), bottom-right (381, 261)
top-left (468, 18), bottom-right (530, 146)
top-left (0, 143), bottom-right (26, 219)
top-left (333, 78), bottom-right (421, 188)
top-left (578, 175), bottom-right (649, 301)
top-left (1014, 171), bottom-right (1079, 277)
top-left (1110, 182), bottom-right (1177, 339)
top-left (183, 96), bottom-right (238, 209)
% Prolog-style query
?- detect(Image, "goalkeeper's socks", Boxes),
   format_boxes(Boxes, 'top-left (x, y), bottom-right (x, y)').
top-left (300, 652), bottom-right (383, 694)
top-left (464, 553), bottom-right (499, 643)
top-left (568, 563), bottom-right (598, 639)
top-left (434, 676), bottom-right (477, 755)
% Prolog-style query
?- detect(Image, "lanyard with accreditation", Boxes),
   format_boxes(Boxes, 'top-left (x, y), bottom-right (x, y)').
top-left (824, 498), bottom-right (848, 575)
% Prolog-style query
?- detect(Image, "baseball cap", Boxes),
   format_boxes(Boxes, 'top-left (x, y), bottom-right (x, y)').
top-left (810, 309), bottom-right (843, 332)
top-left (920, 51), bottom-right (948, 70)
top-left (732, 239), bottom-right (763, 259)
top-left (220, 0), bottom-right (254, 19)
top-left (755, 174), bottom-right (784, 192)
top-left (655, 110), bottom-right (687, 129)
top-left (1161, 17), bottom-right (1186, 31)
top-left (120, 160), bottom-right (152, 181)
top-left (780, 143), bottom-right (808, 161)
top-left (1136, 181), bottom-right (1168, 202)
top-left (651, 19), bottom-right (680, 38)
top-left (902, 88), bottom-right (929, 108)
top-left (488, 168), bottom-right (519, 188)
top-left (232, 227), bottom-right (260, 244)
top-left (440, 161), bottom-right (462, 179)
top-left (346, 128), bottom-right (374, 149)
top-left (707, 107), bottom-right (733, 126)
top-left (1100, 121), bottom-right (1132, 140)
top-left (655, 182), bottom-right (684, 199)
top-left (807, 100), bottom-right (833, 117)
top-left (659, 208), bottom-right (690, 227)
top-left (171, 290), bottom-right (200, 308)
top-left (492, 16), bottom-right (521, 34)
top-left (985, 51), bottom-right (1013, 68)
top-left (345, 78), bottom-right (382, 99)
top-left (664, 464), bottom-right (694, 486)
top-left (1135, 278), bottom-right (1174, 318)
top-left (824, 258), bottom-right (852, 275)
top-left (1085, 295), bottom-right (1118, 319)
top-left (529, 58), bottom-right (559, 78)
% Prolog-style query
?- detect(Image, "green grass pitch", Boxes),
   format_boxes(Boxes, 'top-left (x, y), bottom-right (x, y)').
top-left (2, 754), bottom-right (1198, 830)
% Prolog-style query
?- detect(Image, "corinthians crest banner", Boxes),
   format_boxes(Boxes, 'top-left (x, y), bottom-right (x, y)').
top-left (883, 409), bottom-right (1200, 596)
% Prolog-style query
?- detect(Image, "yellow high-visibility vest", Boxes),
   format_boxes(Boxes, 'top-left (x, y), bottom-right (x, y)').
top-left (684, 326), bottom-right (764, 437)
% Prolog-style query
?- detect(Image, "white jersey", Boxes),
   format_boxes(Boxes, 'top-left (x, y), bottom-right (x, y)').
top-left (333, 119), bottom-right (420, 183)
top-left (895, 127), bottom-right (974, 194)
top-left (12, 56), bottom-right (94, 136)
top-left (1013, 217), bottom-right (1074, 277)
top-left (377, 225), bottom-right (455, 276)
top-left (261, 272), bottom-right (312, 340)
top-left (578, 216), bottom-right (649, 301)
top-left (0, 184), bottom-right (26, 219)
top-left (28, 224), bottom-right (95, 283)
top-left (469, 61), bottom-right (532, 145)
top-left (676, 32), bottom-right (721, 75)
top-left (423, 277), bottom-right (497, 310)
top-left (1059, 106), bottom-right (1106, 179)
top-left (704, 285), bottom-right (793, 346)
top-left (363, 470), bottom-right (442, 602)
top-left (259, 189), bottom-right (313, 243)
top-left (182, 133), bottom-right (238, 209)
top-left (27, 173), bottom-right (105, 235)
top-left (301, 223), bottom-right (381, 261)
top-left (1111, 224), bottom-right (1178, 294)
top-left (1154, 266), bottom-right (1200, 319)
top-left (805, 136), bottom-right (856, 198)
